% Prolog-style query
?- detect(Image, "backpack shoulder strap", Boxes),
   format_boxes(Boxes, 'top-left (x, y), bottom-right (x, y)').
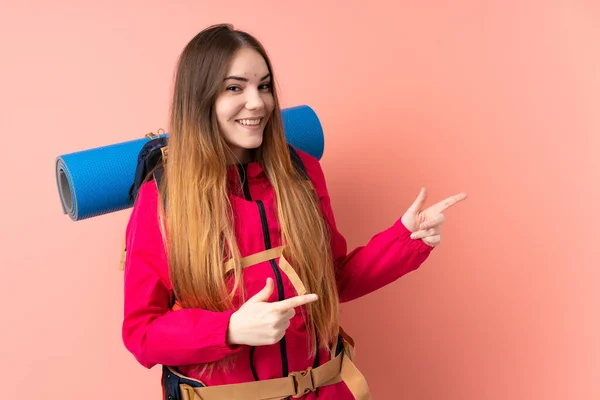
top-left (152, 164), bottom-right (165, 189)
top-left (288, 144), bottom-right (309, 180)
top-left (151, 142), bottom-right (166, 187)
top-left (151, 150), bottom-right (167, 210)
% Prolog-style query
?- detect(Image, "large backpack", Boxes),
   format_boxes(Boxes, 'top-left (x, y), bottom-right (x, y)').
top-left (121, 137), bottom-right (367, 399)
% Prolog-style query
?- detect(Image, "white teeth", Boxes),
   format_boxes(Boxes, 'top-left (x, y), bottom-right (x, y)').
top-left (238, 118), bottom-right (261, 126)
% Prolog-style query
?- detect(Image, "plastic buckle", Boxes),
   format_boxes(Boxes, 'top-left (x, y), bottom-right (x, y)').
top-left (145, 128), bottom-right (165, 140)
top-left (290, 367), bottom-right (315, 398)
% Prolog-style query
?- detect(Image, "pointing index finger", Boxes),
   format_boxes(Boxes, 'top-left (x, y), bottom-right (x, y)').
top-left (274, 294), bottom-right (319, 311)
top-left (427, 192), bottom-right (468, 215)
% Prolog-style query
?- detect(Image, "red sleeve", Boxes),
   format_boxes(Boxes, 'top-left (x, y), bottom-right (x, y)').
top-left (122, 181), bottom-right (241, 369)
top-left (297, 150), bottom-right (434, 303)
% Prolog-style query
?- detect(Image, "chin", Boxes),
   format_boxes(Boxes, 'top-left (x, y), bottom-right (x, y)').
top-left (243, 136), bottom-right (264, 149)
top-left (225, 128), bottom-right (265, 155)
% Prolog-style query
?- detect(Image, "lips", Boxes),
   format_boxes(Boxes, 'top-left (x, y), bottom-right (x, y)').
top-left (235, 117), bottom-right (263, 126)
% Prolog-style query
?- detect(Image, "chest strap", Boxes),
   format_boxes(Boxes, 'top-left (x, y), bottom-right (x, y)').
top-left (224, 246), bottom-right (307, 296)
top-left (175, 247), bottom-right (355, 348)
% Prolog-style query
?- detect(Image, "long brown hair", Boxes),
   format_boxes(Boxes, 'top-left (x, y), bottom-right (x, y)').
top-left (159, 24), bottom-right (339, 359)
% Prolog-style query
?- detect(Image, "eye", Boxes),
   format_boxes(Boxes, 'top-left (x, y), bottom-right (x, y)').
top-left (226, 85), bottom-right (242, 92)
top-left (259, 82), bottom-right (272, 91)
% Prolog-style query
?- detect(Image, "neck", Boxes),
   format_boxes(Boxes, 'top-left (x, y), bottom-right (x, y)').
top-left (227, 148), bottom-right (255, 165)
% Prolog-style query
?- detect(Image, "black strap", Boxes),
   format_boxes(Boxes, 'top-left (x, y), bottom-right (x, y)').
top-left (287, 145), bottom-right (309, 180)
top-left (152, 165), bottom-right (165, 189)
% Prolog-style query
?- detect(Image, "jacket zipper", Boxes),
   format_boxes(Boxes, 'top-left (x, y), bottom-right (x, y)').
top-left (238, 165), bottom-right (290, 387)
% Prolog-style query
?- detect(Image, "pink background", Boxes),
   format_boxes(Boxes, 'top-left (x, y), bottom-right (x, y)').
top-left (1, 1), bottom-right (598, 399)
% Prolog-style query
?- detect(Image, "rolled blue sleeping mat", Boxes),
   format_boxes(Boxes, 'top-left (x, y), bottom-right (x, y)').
top-left (56, 104), bottom-right (324, 221)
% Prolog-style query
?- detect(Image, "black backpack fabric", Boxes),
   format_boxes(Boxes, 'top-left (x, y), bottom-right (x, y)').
top-left (128, 136), bottom-right (169, 203)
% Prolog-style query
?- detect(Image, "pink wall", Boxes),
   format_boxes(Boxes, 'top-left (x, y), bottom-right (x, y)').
top-left (2, 1), bottom-right (598, 399)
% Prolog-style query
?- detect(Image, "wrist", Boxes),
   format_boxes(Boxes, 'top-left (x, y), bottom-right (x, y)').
top-left (226, 311), bottom-right (241, 346)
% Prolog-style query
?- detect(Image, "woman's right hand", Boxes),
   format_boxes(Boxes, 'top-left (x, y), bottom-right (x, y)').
top-left (227, 278), bottom-right (319, 346)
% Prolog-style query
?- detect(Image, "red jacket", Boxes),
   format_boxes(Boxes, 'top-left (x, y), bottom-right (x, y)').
top-left (122, 150), bottom-right (433, 399)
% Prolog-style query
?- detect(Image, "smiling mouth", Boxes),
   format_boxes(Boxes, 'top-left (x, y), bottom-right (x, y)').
top-left (236, 118), bottom-right (263, 126)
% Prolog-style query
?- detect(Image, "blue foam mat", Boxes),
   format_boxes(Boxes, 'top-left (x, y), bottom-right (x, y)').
top-left (56, 105), bottom-right (324, 221)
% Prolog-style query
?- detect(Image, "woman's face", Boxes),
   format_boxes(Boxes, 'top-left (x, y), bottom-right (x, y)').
top-left (215, 47), bottom-right (275, 163)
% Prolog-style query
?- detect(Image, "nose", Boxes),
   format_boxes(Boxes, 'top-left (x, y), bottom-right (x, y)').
top-left (244, 87), bottom-right (265, 111)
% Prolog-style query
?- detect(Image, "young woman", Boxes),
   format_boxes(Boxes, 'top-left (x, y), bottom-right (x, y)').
top-left (122, 23), bottom-right (467, 400)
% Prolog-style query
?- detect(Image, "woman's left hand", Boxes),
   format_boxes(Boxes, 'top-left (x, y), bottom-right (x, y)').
top-left (401, 188), bottom-right (467, 247)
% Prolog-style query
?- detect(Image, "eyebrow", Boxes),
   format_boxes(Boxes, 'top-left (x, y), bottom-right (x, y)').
top-left (223, 73), bottom-right (271, 82)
